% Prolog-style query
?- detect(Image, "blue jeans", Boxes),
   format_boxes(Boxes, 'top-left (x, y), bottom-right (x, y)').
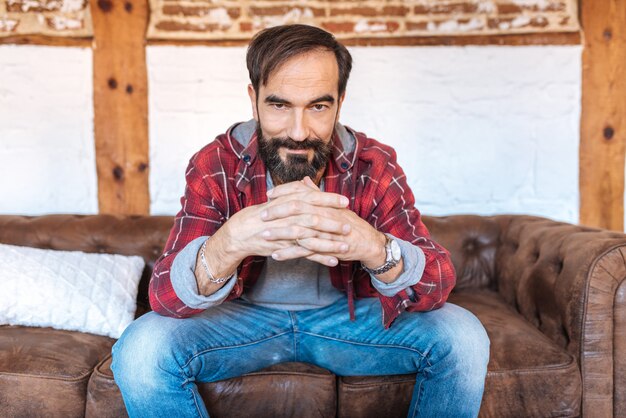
top-left (111, 296), bottom-right (489, 418)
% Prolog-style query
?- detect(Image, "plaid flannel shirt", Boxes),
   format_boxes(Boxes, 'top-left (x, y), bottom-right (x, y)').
top-left (149, 123), bottom-right (456, 328)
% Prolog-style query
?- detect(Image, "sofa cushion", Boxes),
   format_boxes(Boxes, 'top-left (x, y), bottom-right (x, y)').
top-left (87, 356), bottom-right (336, 418)
top-left (0, 325), bottom-right (114, 418)
top-left (337, 290), bottom-right (582, 418)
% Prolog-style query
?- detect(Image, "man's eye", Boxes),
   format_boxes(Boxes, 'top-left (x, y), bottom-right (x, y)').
top-left (312, 104), bottom-right (327, 111)
top-left (271, 103), bottom-right (286, 110)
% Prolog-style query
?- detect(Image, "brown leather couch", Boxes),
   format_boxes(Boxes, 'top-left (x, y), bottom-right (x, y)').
top-left (1, 214), bottom-right (625, 418)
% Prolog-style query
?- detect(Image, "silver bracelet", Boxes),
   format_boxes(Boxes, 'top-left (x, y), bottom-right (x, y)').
top-left (200, 240), bottom-right (232, 284)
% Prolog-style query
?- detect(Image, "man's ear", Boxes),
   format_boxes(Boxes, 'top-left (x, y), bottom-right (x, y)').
top-left (247, 84), bottom-right (258, 121)
top-left (336, 92), bottom-right (346, 121)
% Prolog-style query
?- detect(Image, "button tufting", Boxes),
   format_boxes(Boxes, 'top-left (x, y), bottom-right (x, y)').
top-left (555, 259), bottom-right (564, 273)
top-left (464, 240), bottom-right (477, 252)
top-left (532, 250), bottom-right (540, 261)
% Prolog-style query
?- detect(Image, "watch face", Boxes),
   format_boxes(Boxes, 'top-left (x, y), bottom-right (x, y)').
top-left (390, 239), bottom-right (401, 261)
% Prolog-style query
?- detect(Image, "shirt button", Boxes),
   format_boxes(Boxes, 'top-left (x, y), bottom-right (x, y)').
top-left (243, 155), bottom-right (251, 163)
top-left (341, 162), bottom-right (349, 170)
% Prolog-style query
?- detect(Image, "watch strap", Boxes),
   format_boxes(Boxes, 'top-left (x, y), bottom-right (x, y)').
top-left (361, 235), bottom-right (400, 276)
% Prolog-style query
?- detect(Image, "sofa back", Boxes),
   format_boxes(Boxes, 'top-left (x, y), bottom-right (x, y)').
top-left (0, 214), bottom-right (503, 312)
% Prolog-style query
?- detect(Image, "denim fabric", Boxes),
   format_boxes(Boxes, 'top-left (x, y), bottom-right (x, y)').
top-left (112, 297), bottom-right (490, 418)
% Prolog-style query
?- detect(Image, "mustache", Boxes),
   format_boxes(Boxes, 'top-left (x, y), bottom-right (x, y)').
top-left (265, 136), bottom-right (328, 151)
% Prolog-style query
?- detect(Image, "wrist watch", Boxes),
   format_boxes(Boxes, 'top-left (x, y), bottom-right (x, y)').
top-left (362, 234), bottom-right (402, 276)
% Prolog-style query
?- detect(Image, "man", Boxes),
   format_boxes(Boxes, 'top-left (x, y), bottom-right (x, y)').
top-left (112, 24), bottom-right (490, 417)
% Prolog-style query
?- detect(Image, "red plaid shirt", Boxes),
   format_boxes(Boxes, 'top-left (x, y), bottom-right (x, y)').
top-left (149, 123), bottom-right (456, 328)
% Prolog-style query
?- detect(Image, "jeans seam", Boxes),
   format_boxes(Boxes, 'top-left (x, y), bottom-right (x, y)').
top-left (190, 387), bottom-right (207, 418)
top-left (411, 375), bottom-right (426, 418)
top-left (289, 312), bottom-right (298, 362)
top-left (299, 330), bottom-right (433, 368)
top-left (182, 330), bottom-right (293, 369)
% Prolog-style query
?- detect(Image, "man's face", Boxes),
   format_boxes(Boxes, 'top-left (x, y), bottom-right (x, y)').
top-left (248, 49), bottom-right (344, 185)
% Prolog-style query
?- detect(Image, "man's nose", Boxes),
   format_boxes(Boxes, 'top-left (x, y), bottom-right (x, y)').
top-left (288, 109), bottom-right (309, 142)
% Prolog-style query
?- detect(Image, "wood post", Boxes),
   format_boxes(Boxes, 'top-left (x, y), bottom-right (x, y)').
top-left (91, 0), bottom-right (150, 215)
top-left (579, 0), bottom-right (626, 230)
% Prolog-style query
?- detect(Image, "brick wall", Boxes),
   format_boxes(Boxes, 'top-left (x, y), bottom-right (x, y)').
top-left (0, 1), bottom-right (579, 40)
top-left (147, 0), bottom-right (579, 40)
top-left (0, 0), bottom-right (93, 37)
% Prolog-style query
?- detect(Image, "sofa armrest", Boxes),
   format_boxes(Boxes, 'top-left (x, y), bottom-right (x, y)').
top-left (494, 215), bottom-right (626, 417)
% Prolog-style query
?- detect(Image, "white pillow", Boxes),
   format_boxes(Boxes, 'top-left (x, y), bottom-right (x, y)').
top-left (0, 243), bottom-right (145, 339)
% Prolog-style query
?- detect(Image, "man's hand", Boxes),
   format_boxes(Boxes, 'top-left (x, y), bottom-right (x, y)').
top-left (262, 177), bottom-right (389, 270)
top-left (196, 177), bottom-right (352, 295)
top-left (221, 179), bottom-right (352, 266)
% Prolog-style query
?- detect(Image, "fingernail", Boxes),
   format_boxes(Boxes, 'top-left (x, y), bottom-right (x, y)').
top-left (266, 189), bottom-right (274, 197)
top-left (340, 244), bottom-right (349, 252)
top-left (329, 257), bottom-right (338, 266)
top-left (261, 230), bottom-right (270, 238)
top-left (272, 253), bottom-right (280, 260)
top-left (340, 196), bottom-right (349, 206)
top-left (260, 210), bottom-right (268, 220)
top-left (342, 224), bottom-right (351, 234)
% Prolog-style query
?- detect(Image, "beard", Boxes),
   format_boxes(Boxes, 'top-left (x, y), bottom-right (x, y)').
top-left (256, 124), bottom-right (333, 185)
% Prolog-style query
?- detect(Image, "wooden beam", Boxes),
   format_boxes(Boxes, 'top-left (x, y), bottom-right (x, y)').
top-left (146, 31), bottom-right (581, 47)
top-left (580, 0), bottom-right (626, 231)
top-left (1, 32), bottom-right (581, 48)
top-left (91, 0), bottom-right (150, 215)
top-left (0, 35), bottom-right (92, 47)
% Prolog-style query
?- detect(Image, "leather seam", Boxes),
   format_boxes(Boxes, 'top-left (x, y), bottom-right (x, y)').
top-left (93, 354), bottom-right (113, 378)
top-left (487, 355), bottom-right (579, 376)
top-left (241, 372), bottom-right (333, 379)
top-left (95, 369), bottom-right (334, 380)
top-left (581, 243), bottom-right (626, 412)
top-left (613, 272), bottom-right (626, 417)
top-left (244, 370), bottom-right (332, 376)
top-left (0, 370), bottom-right (92, 382)
top-left (340, 380), bottom-right (414, 387)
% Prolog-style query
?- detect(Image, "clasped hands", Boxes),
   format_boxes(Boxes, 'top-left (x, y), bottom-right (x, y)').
top-left (223, 176), bottom-right (386, 269)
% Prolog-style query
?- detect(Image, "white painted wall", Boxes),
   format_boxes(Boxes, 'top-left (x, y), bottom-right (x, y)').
top-left (0, 45), bottom-right (97, 215)
top-left (148, 45), bottom-right (582, 223)
top-left (0, 44), bottom-right (582, 222)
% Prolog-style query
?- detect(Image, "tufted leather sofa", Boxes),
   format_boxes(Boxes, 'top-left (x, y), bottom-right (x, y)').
top-left (1, 214), bottom-right (625, 418)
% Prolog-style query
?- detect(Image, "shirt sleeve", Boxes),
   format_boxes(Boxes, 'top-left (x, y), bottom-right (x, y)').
top-left (170, 236), bottom-right (237, 309)
top-left (149, 146), bottom-right (235, 318)
top-left (358, 138), bottom-right (456, 318)
top-left (369, 235), bottom-right (426, 297)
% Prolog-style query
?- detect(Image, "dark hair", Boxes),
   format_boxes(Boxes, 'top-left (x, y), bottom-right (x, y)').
top-left (246, 24), bottom-right (353, 97)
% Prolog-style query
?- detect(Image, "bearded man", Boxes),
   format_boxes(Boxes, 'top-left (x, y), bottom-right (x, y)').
top-left (112, 24), bottom-right (490, 418)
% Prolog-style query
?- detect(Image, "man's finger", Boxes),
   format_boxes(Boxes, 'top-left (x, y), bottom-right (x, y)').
top-left (299, 191), bottom-right (349, 208)
top-left (305, 253), bottom-right (339, 267)
top-left (262, 212), bottom-right (349, 236)
top-left (261, 195), bottom-right (349, 221)
top-left (271, 245), bottom-right (314, 261)
top-left (302, 176), bottom-right (321, 191)
top-left (296, 237), bottom-right (349, 254)
top-left (261, 225), bottom-right (342, 241)
top-left (267, 178), bottom-right (317, 199)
